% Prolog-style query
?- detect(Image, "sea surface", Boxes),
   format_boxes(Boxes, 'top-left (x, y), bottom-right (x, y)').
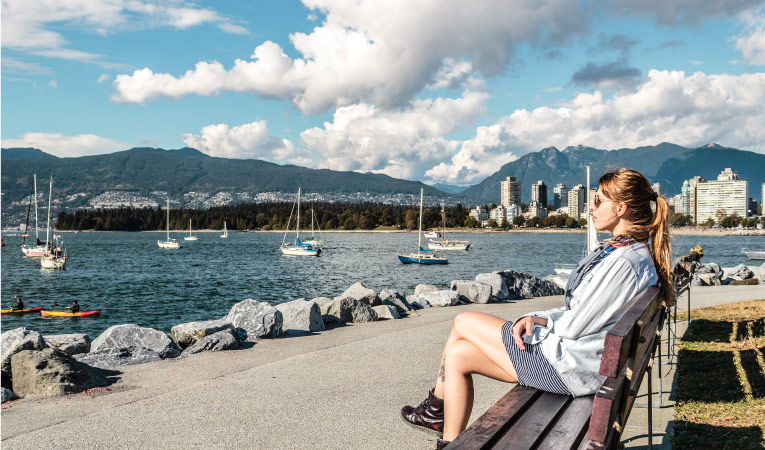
top-left (1, 231), bottom-right (762, 338)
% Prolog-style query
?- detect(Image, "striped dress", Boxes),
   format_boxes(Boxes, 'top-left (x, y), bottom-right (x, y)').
top-left (500, 321), bottom-right (571, 395)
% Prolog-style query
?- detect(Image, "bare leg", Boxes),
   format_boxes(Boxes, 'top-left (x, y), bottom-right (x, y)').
top-left (434, 312), bottom-right (519, 442)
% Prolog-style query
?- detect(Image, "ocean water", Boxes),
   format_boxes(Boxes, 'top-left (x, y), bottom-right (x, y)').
top-left (1, 231), bottom-right (762, 338)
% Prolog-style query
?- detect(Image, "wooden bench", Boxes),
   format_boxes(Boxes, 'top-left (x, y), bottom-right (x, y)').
top-left (446, 285), bottom-right (665, 450)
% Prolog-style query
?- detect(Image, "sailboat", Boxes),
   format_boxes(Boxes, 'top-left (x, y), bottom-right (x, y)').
top-left (21, 174), bottom-right (49, 257)
top-left (427, 203), bottom-right (471, 250)
top-left (398, 189), bottom-right (448, 264)
top-left (220, 221), bottom-right (228, 238)
top-left (41, 176), bottom-right (67, 270)
top-left (302, 207), bottom-right (323, 246)
top-left (184, 219), bottom-right (199, 241)
top-left (280, 188), bottom-right (321, 256)
top-left (554, 166), bottom-right (599, 275)
top-left (157, 200), bottom-right (182, 249)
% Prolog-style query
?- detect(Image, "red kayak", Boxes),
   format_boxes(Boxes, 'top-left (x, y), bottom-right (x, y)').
top-left (41, 310), bottom-right (100, 317)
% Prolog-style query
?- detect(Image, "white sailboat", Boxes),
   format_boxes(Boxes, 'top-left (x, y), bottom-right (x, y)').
top-left (220, 221), bottom-right (228, 238)
top-left (280, 188), bottom-right (321, 257)
top-left (184, 219), bottom-right (199, 241)
top-left (398, 189), bottom-right (448, 264)
top-left (41, 176), bottom-right (67, 270)
top-left (427, 203), bottom-right (470, 251)
top-left (302, 207), bottom-right (323, 246)
top-left (555, 165), bottom-right (599, 275)
top-left (157, 200), bottom-right (182, 249)
top-left (22, 174), bottom-right (49, 257)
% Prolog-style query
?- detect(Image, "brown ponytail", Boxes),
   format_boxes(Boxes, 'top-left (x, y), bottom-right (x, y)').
top-left (599, 169), bottom-right (673, 305)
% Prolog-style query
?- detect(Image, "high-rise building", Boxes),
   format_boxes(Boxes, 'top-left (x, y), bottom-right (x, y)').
top-left (531, 180), bottom-right (547, 206)
top-left (651, 182), bottom-right (663, 197)
top-left (682, 176), bottom-right (705, 220)
top-left (553, 184), bottom-right (568, 209)
top-left (762, 183), bottom-right (765, 215)
top-left (668, 194), bottom-right (683, 214)
top-left (567, 185), bottom-right (585, 220)
top-left (681, 180), bottom-right (690, 215)
top-left (529, 201), bottom-right (548, 218)
top-left (694, 168), bottom-right (748, 224)
top-left (500, 176), bottom-right (522, 209)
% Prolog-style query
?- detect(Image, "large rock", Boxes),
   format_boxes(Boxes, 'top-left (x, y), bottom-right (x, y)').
top-left (728, 278), bottom-right (759, 286)
top-left (335, 282), bottom-right (381, 306)
top-left (692, 272), bottom-right (721, 287)
top-left (406, 295), bottom-right (423, 309)
top-left (11, 348), bottom-right (110, 397)
top-left (696, 263), bottom-right (722, 276)
top-left (725, 264), bottom-right (755, 280)
top-left (419, 290), bottom-right (459, 307)
top-left (171, 319), bottom-right (235, 349)
top-left (180, 329), bottom-right (240, 357)
top-left (74, 347), bottom-right (163, 369)
top-left (759, 262), bottom-right (765, 282)
top-left (450, 280), bottom-right (492, 304)
top-left (323, 298), bottom-right (378, 323)
top-left (543, 274), bottom-right (569, 291)
top-left (91, 324), bottom-right (180, 359)
top-left (276, 299), bottom-right (325, 332)
top-left (497, 270), bottom-right (564, 299)
top-left (2, 328), bottom-right (48, 385)
top-left (372, 305), bottom-right (401, 320)
top-left (2, 387), bottom-right (18, 403)
top-left (379, 289), bottom-right (412, 313)
top-left (475, 273), bottom-right (510, 300)
top-left (226, 299), bottom-right (283, 340)
top-left (43, 334), bottom-right (91, 356)
top-left (414, 284), bottom-right (439, 298)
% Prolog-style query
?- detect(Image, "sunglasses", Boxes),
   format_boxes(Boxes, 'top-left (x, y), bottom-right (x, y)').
top-left (593, 193), bottom-right (612, 208)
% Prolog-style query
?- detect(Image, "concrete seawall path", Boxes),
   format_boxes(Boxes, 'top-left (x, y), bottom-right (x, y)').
top-left (2, 285), bottom-right (763, 449)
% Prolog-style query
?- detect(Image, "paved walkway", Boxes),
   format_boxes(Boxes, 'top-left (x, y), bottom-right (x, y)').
top-left (2, 285), bottom-right (763, 449)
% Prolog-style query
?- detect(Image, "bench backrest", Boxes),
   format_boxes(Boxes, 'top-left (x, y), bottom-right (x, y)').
top-left (586, 285), bottom-right (663, 449)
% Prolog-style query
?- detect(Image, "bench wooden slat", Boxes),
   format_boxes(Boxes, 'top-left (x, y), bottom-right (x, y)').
top-left (447, 386), bottom-right (542, 449)
top-left (492, 392), bottom-right (571, 449)
top-left (535, 396), bottom-right (594, 450)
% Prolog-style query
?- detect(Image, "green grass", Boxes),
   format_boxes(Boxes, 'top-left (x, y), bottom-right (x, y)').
top-left (673, 300), bottom-right (765, 449)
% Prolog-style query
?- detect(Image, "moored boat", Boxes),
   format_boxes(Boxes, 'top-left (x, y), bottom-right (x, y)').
top-left (398, 189), bottom-right (447, 265)
top-left (158, 200), bottom-right (182, 249)
top-left (742, 248), bottom-right (765, 260)
top-left (280, 188), bottom-right (322, 256)
top-left (427, 203), bottom-right (470, 251)
top-left (184, 219), bottom-right (199, 241)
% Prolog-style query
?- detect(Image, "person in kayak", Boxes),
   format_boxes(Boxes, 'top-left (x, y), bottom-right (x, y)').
top-left (11, 295), bottom-right (24, 311)
top-left (64, 300), bottom-right (80, 313)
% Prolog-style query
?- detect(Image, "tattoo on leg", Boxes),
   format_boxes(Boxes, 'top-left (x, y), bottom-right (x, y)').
top-left (439, 355), bottom-right (446, 382)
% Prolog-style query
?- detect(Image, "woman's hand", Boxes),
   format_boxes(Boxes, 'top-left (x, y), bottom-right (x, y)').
top-left (511, 316), bottom-right (548, 350)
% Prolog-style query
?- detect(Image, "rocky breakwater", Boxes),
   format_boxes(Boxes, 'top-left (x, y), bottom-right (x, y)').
top-left (692, 262), bottom-right (764, 286)
top-left (0, 271), bottom-right (562, 403)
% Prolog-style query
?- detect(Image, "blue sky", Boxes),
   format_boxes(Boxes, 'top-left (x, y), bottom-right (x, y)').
top-left (3, 1), bottom-right (765, 186)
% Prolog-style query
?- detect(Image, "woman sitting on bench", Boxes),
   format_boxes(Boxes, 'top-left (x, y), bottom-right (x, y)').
top-left (400, 168), bottom-right (672, 449)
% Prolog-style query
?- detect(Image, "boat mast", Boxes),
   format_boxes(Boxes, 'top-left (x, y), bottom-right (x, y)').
top-left (417, 188), bottom-right (423, 252)
top-left (441, 202), bottom-right (446, 239)
top-left (166, 199), bottom-right (170, 240)
top-left (22, 192), bottom-right (32, 244)
top-left (45, 176), bottom-right (52, 249)
top-left (311, 206), bottom-right (314, 237)
top-left (34, 173), bottom-right (39, 241)
top-left (296, 187), bottom-right (301, 241)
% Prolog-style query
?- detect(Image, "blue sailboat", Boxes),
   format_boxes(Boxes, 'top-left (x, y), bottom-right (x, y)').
top-left (397, 188), bottom-right (448, 265)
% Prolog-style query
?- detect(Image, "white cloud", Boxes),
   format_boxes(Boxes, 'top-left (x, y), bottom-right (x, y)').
top-left (427, 70), bottom-right (765, 184)
top-left (2, 133), bottom-right (129, 157)
top-left (300, 90), bottom-right (488, 179)
top-left (181, 121), bottom-right (306, 165)
top-left (97, 74), bottom-right (109, 83)
top-left (733, 8), bottom-right (765, 65)
top-left (112, 0), bottom-right (588, 113)
top-left (48, 80), bottom-right (57, 88)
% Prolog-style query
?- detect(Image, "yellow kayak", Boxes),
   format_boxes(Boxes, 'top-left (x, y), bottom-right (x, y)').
top-left (40, 310), bottom-right (100, 317)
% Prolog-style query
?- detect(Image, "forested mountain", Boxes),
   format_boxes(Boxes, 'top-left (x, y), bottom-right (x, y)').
top-left (462, 143), bottom-right (765, 203)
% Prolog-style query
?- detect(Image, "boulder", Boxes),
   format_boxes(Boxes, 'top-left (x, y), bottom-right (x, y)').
top-left (43, 334), bottom-right (91, 356)
top-left (379, 289), bottom-right (412, 313)
top-left (2, 387), bottom-right (18, 403)
top-left (406, 295), bottom-right (422, 308)
top-left (323, 298), bottom-right (378, 323)
top-left (412, 299), bottom-right (431, 308)
top-left (419, 290), bottom-right (459, 307)
top-left (543, 274), bottom-right (569, 291)
top-left (2, 328), bottom-right (48, 385)
top-left (372, 305), bottom-right (400, 320)
top-left (226, 299), bottom-right (283, 340)
top-left (475, 273), bottom-right (509, 300)
top-left (276, 299), bottom-right (325, 332)
top-left (11, 348), bottom-right (110, 397)
top-left (180, 329), bottom-right (240, 357)
top-left (725, 264), bottom-right (755, 280)
top-left (74, 347), bottom-right (163, 369)
top-left (90, 324), bottom-right (180, 359)
top-left (497, 270), bottom-right (565, 299)
top-left (335, 282), bottom-right (381, 306)
top-left (450, 280), bottom-right (492, 304)
top-left (414, 284), bottom-right (439, 298)
top-left (692, 272), bottom-right (721, 287)
top-left (696, 263), bottom-right (722, 276)
top-left (728, 278), bottom-right (759, 286)
top-left (170, 319), bottom-right (235, 349)
top-left (759, 262), bottom-right (765, 282)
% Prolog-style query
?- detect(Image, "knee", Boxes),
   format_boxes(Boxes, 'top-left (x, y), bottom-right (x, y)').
top-left (444, 340), bottom-right (474, 371)
top-left (451, 311), bottom-right (478, 338)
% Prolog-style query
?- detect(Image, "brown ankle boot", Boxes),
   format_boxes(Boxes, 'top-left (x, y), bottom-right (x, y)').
top-left (400, 388), bottom-right (444, 436)
top-left (436, 439), bottom-right (451, 450)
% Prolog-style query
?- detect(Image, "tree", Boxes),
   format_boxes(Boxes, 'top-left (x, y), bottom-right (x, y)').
top-left (501, 217), bottom-right (510, 229)
top-left (464, 217), bottom-right (479, 228)
top-left (487, 219), bottom-right (498, 228)
top-left (513, 215), bottom-right (525, 227)
top-left (671, 213), bottom-right (691, 227)
top-left (715, 208), bottom-right (727, 224)
top-left (527, 217), bottom-right (541, 228)
top-left (578, 218), bottom-right (587, 227)
top-left (703, 218), bottom-right (715, 228)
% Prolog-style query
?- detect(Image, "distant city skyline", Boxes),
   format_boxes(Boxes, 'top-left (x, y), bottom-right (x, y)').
top-left (3, 1), bottom-right (765, 187)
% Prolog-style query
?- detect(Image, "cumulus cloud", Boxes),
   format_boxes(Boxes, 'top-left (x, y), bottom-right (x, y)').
top-left (427, 70), bottom-right (765, 184)
top-left (181, 120), bottom-right (307, 165)
top-left (571, 60), bottom-right (642, 90)
top-left (732, 8), bottom-right (765, 65)
top-left (112, 0), bottom-right (589, 113)
top-left (299, 90), bottom-right (488, 179)
top-left (609, 0), bottom-right (763, 25)
top-left (2, 133), bottom-right (129, 157)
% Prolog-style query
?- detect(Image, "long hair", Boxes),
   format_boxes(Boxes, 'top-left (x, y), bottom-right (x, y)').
top-left (598, 169), bottom-right (673, 305)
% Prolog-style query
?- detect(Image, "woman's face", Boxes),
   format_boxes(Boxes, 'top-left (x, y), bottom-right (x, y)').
top-left (589, 188), bottom-right (621, 232)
